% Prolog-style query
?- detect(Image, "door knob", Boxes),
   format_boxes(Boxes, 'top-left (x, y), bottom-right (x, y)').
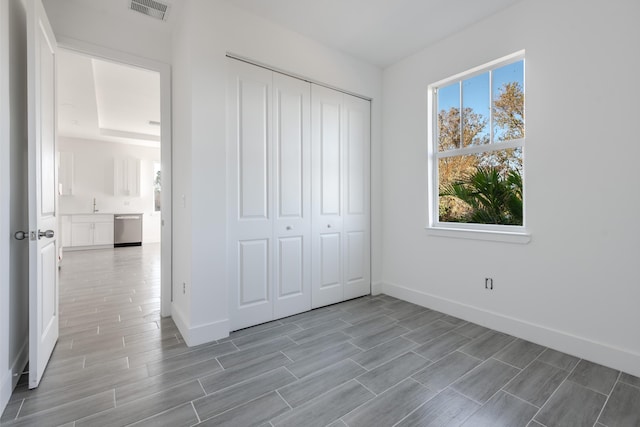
top-left (14, 231), bottom-right (28, 240)
top-left (38, 229), bottom-right (55, 239)
top-left (286, 226), bottom-right (292, 230)
top-left (327, 224), bottom-right (331, 228)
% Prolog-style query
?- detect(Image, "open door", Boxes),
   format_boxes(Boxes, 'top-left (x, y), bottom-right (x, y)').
top-left (26, 0), bottom-right (58, 389)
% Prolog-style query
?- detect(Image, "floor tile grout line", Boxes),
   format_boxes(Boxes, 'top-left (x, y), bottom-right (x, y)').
top-left (593, 370), bottom-right (621, 426)
top-left (529, 356), bottom-right (584, 424)
top-left (501, 388), bottom-right (541, 409)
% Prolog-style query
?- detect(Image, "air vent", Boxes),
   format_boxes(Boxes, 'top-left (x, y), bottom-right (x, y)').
top-left (129, 0), bottom-right (170, 21)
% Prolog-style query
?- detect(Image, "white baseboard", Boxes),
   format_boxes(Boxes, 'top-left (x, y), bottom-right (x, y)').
top-left (0, 368), bottom-right (11, 418)
top-left (171, 303), bottom-right (229, 347)
top-left (382, 281), bottom-right (640, 378)
top-left (371, 281), bottom-right (384, 295)
top-left (1, 340), bottom-right (28, 416)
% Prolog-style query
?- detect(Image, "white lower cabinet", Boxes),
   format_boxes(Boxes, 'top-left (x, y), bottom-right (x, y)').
top-left (228, 59), bottom-right (370, 331)
top-left (69, 215), bottom-right (114, 248)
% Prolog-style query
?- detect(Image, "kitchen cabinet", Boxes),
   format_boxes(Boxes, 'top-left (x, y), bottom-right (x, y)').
top-left (113, 157), bottom-right (140, 197)
top-left (60, 215), bottom-right (72, 247)
top-left (69, 214), bottom-right (114, 248)
top-left (58, 152), bottom-right (74, 195)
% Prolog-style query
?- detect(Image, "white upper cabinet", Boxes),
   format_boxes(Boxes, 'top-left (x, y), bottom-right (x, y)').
top-left (58, 151), bottom-right (74, 195)
top-left (113, 157), bottom-right (140, 197)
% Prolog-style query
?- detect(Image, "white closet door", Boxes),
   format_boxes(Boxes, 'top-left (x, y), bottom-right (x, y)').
top-left (273, 73), bottom-right (311, 318)
top-left (311, 86), bottom-right (345, 307)
top-left (342, 95), bottom-right (371, 300)
top-left (228, 60), bottom-right (274, 330)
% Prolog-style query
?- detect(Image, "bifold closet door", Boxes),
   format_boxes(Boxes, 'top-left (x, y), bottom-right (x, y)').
top-left (272, 73), bottom-right (312, 320)
top-left (311, 85), bottom-right (371, 308)
top-left (228, 59), bottom-right (311, 330)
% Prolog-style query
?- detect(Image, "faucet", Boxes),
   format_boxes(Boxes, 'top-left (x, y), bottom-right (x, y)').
top-left (93, 197), bottom-right (99, 213)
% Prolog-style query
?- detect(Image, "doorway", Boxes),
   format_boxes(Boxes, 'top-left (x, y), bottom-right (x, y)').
top-left (56, 41), bottom-right (172, 317)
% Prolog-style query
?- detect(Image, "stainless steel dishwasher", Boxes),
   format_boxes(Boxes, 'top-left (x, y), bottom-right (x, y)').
top-left (114, 214), bottom-right (143, 247)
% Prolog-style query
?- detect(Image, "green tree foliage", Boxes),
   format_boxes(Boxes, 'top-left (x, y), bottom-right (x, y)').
top-left (441, 167), bottom-right (522, 225)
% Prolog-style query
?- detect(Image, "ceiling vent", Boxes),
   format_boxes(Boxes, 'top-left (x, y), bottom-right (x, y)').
top-left (129, 0), bottom-right (170, 21)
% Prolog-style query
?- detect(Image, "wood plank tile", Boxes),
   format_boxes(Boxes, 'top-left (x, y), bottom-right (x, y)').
top-left (460, 391), bottom-right (537, 427)
top-left (343, 379), bottom-right (434, 427)
top-left (534, 381), bottom-right (606, 427)
top-left (567, 359), bottom-right (619, 395)
top-left (278, 359), bottom-right (365, 408)
top-left (350, 336), bottom-right (417, 370)
top-left (286, 341), bottom-right (362, 378)
top-left (598, 381), bottom-right (640, 427)
top-left (413, 332), bottom-right (471, 361)
top-left (404, 320), bottom-right (456, 344)
top-left (272, 380), bottom-right (374, 427)
top-left (193, 368), bottom-right (296, 421)
top-left (494, 339), bottom-right (546, 369)
top-left (536, 348), bottom-right (579, 372)
top-left (198, 392), bottom-right (290, 427)
top-left (200, 351), bottom-right (291, 394)
top-left (395, 388), bottom-right (479, 427)
top-left (412, 351), bottom-right (482, 392)
top-left (127, 403), bottom-right (198, 427)
top-left (451, 358), bottom-right (520, 403)
top-left (357, 352), bottom-right (431, 394)
top-left (504, 360), bottom-right (568, 407)
top-left (459, 331), bottom-right (515, 360)
top-left (75, 380), bottom-right (204, 427)
top-left (217, 336), bottom-right (296, 369)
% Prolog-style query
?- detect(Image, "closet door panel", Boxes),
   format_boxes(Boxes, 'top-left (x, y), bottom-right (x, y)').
top-left (273, 73), bottom-right (311, 318)
top-left (238, 239), bottom-right (270, 306)
top-left (276, 236), bottom-right (303, 297)
top-left (342, 95), bottom-right (371, 300)
top-left (239, 79), bottom-right (270, 220)
top-left (312, 86), bottom-right (344, 308)
top-left (228, 60), bottom-right (274, 330)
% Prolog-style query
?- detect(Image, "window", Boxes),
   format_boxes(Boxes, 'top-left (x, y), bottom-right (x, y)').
top-left (428, 52), bottom-right (526, 238)
top-left (153, 162), bottom-right (161, 212)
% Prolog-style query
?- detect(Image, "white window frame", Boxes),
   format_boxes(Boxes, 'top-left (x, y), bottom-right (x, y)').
top-left (426, 51), bottom-right (530, 244)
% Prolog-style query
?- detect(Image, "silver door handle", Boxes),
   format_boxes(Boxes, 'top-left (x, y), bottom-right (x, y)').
top-left (327, 224), bottom-right (331, 228)
top-left (14, 231), bottom-right (28, 240)
top-left (38, 229), bottom-right (54, 239)
top-left (286, 226), bottom-right (292, 230)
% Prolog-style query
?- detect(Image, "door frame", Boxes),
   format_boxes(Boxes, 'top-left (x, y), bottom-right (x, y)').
top-left (56, 38), bottom-right (173, 316)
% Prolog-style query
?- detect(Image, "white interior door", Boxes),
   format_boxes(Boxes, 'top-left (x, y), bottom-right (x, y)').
top-left (312, 86), bottom-right (371, 308)
top-left (228, 60), bottom-right (274, 330)
top-left (342, 95), bottom-right (371, 300)
top-left (272, 73), bottom-right (311, 319)
top-left (311, 85), bottom-right (344, 308)
top-left (26, 0), bottom-right (58, 389)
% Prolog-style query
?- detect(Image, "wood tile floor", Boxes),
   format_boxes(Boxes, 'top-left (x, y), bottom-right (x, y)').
top-left (2, 245), bottom-right (640, 426)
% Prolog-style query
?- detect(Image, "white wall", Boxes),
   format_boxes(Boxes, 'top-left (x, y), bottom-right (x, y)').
top-left (41, 0), bottom-right (172, 63)
top-left (0, 0), bottom-right (29, 414)
top-left (58, 137), bottom-right (161, 243)
top-left (381, 0), bottom-right (640, 376)
top-left (171, 0), bottom-right (383, 345)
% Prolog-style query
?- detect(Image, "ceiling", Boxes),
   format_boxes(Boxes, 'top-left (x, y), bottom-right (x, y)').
top-left (223, 0), bottom-right (524, 67)
top-left (57, 49), bottom-right (161, 148)
top-left (54, 0), bottom-right (523, 143)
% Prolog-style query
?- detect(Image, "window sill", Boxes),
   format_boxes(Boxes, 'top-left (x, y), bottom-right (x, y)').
top-left (426, 226), bottom-right (531, 244)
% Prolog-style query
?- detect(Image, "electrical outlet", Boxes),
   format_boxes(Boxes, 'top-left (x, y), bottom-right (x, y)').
top-left (485, 278), bottom-right (494, 290)
top-left (183, 282), bottom-right (186, 294)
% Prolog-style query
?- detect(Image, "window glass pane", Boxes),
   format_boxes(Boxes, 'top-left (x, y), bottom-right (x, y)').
top-left (437, 82), bottom-right (460, 151)
top-left (439, 147), bottom-right (522, 225)
top-left (492, 60), bottom-right (524, 141)
top-left (462, 73), bottom-right (489, 147)
top-left (154, 162), bottom-right (161, 212)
